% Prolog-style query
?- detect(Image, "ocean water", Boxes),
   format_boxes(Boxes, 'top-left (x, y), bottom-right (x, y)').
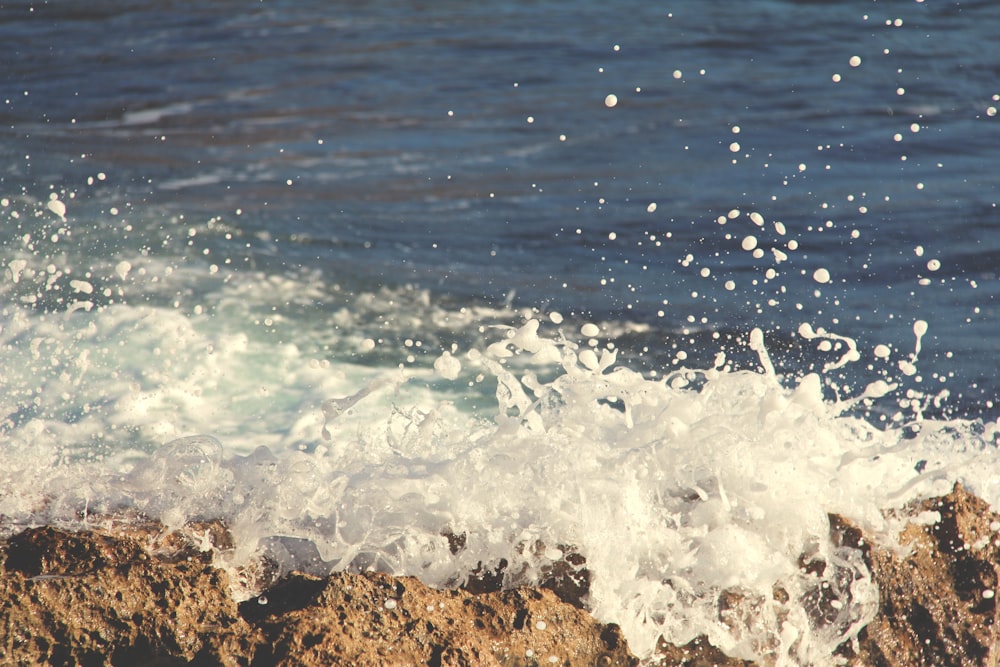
top-left (2, 1), bottom-right (999, 663)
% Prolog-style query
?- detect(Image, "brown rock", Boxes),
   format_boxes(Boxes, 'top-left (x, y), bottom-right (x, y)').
top-left (6, 485), bottom-right (1000, 666)
top-left (836, 483), bottom-right (1000, 666)
top-left (0, 526), bottom-right (258, 666)
top-left (655, 634), bottom-right (755, 666)
top-left (245, 570), bottom-right (636, 667)
top-left (0, 525), bottom-right (637, 666)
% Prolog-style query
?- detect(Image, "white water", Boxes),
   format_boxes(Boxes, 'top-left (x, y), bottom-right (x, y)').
top-left (2, 220), bottom-right (999, 663)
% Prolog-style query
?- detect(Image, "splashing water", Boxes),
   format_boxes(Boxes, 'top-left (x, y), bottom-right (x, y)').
top-left (2, 2), bottom-right (999, 664)
top-left (3, 303), bottom-right (997, 664)
top-left (0, 191), bottom-right (996, 664)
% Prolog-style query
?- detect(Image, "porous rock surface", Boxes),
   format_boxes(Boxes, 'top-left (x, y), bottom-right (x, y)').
top-left (1, 484), bottom-right (998, 666)
top-left (838, 483), bottom-right (1000, 666)
top-left (0, 523), bottom-right (634, 666)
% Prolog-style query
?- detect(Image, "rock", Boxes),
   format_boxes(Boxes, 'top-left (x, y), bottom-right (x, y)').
top-left (3, 484), bottom-right (1000, 666)
top-left (0, 525), bottom-right (258, 666)
top-left (834, 483), bottom-right (1000, 666)
top-left (0, 525), bottom-right (636, 666)
top-left (655, 635), bottom-right (755, 666)
top-left (245, 571), bottom-right (636, 667)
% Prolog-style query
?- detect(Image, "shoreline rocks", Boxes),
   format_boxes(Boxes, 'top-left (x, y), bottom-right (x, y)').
top-left (2, 484), bottom-right (999, 666)
top-left (0, 524), bottom-right (635, 666)
top-left (840, 484), bottom-right (1000, 666)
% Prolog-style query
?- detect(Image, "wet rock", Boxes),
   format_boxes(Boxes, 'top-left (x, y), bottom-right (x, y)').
top-left (835, 483), bottom-right (1000, 666)
top-left (0, 526), bottom-right (258, 666)
top-left (0, 526), bottom-right (636, 666)
top-left (445, 532), bottom-right (591, 609)
top-left (4, 485), bottom-right (1000, 666)
top-left (246, 571), bottom-right (637, 667)
top-left (656, 634), bottom-right (755, 666)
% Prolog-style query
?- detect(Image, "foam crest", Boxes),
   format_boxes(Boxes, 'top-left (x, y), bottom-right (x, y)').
top-left (0, 320), bottom-right (997, 664)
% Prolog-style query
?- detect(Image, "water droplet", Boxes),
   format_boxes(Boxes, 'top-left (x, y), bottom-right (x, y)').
top-left (46, 197), bottom-right (66, 220)
top-left (434, 351), bottom-right (462, 380)
top-left (813, 268), bottom-right (831, 284)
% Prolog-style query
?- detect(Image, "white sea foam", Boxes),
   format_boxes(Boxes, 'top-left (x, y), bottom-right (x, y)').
top-left (2, 281), bottom-right (998, 664)
top-left (0, 132), bottom-right (996, 663)
top-left (2, 193), bottom-right (996, 666)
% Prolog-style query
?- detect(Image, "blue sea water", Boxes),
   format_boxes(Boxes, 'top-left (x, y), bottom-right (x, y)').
top-left (3, 1), bottom-right (997, 412)
top-left (2, 1), bottom-right (999, 663)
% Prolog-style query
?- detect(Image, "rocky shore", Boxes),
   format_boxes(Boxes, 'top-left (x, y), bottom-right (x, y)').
top-left (2, 484), bottom-right (998, 666)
